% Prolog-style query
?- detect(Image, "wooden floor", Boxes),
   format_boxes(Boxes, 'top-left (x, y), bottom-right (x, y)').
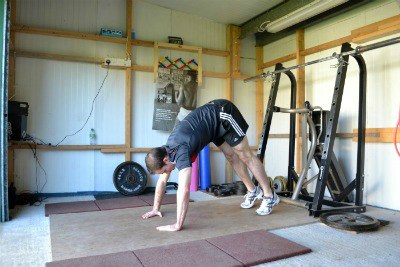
top-left (50, 196), bottom-right (317, 261)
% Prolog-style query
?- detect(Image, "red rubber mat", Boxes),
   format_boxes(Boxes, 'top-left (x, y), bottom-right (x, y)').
top-left (136, 239), bottom-right (243, 267)
top-left (45, 251), bottom-right (141, 267)
top-left (45, 195), bottom-right (185, 216)
top-left (45, 201), bottom-right (100, 217)
top-left (47, 230), bottom-right (311, 266)
top-left (206, 230), bottom-right (312, 266)
top-left (139, 194), bottom-right (177, 205)
top-left (94, 197), bottom-right (149, 210)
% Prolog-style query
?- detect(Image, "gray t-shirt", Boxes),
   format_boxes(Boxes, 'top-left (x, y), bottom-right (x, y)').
top-left (165, 99), bottom-right (228, 170)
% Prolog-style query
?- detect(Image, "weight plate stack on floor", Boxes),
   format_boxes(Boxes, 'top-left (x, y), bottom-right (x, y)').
top-left (206, 185), bottom-right (218, 193)
top-left (319, 212), bottom-right (381, 232)
top-left (234, 181), bottom-right (247, 195)
top-left (113, 161), bottom-right (147, 196)
top-left (214, 183), bottom-right (236, 197)
top-left (221, 183), bottom-right (236, 194)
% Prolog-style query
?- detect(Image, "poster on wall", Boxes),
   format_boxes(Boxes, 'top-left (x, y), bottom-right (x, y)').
top-left (152, 68), bottom-right (198, 132)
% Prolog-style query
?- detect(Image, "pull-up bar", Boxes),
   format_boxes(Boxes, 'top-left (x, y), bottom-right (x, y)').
top-left (244, 36), bottom-right (400, 83)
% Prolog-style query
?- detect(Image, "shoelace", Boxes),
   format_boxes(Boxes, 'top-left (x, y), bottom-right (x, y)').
top-left (262, 193), bottom-right (276, 207)
top-left (243, 191), bottom-right (257, 204)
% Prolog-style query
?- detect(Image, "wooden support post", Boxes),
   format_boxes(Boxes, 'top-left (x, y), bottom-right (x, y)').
top-left (225, 25), bottom-right (233, 101)
top-left (126, 0), bottom-right (132, 59)
top-left (224, 25), bottom-right (240, 183)
top-left (125, 69), bottom-right (132, 161)
top-left (225, 25), bottom-right (233, 182)
top-left (153, 43), bottom-right (159, 82)
top-left (295, 29), bottom-right (305, 173)
top-left (197, 48), bottom-right (203, 87)
top-left (255, 47), bottom-right (264, 142)
top-left (225, 25), bottom-right (241, 100)
top-left (125, 0), bottom-right (133, 161)
top-left (232, 26), bottom-right (241, 75)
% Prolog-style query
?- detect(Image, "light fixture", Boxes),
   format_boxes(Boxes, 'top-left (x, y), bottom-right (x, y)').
top-left (265, 0), bottom-right (349, 33)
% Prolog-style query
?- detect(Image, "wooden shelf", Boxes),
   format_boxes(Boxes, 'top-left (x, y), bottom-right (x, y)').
top-left (12, 25), bottom-right (127, 44)
top-left (300, 36), bottom-right (353, 57)
top-left (10, 143), bottom-right (126, 151)
top-left (352, 128), bottom-right (399, 143)
top-left (260, 53), bottom-right (296, 69)
top-left (101, 147), bottom-right (151, 153)
top-left (232, 73), bottom-right (252, 80)
top-left (131, 64), bottom-right (153, 72)
top-left (10, 127), bottom-right (393, 153)
top-left (352, 15), bottom-right (400, 44)
top-left (12, 25), bottom-right (229, 57)
top-left (14, 49), bottom-right (233, 79)
top-left (13, 50), bottom-right (103, 64)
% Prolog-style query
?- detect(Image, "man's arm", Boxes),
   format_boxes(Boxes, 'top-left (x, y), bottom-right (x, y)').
top-left (156, 167), bottom-right (191, 231)
top-left (142, 171), bottom-right (170, 219)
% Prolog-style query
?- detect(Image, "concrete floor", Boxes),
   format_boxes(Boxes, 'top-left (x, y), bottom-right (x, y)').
top-left (0, 192), bottom-right (399, 267)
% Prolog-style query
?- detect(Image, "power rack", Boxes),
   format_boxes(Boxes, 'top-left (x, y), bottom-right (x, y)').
top-left (245, 37), bottom-right (400, 217)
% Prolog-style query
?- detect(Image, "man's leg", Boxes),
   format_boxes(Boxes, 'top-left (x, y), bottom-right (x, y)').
top-left (218, 142), bottom-right (256, 192)
top-left (231, 136), bottom-right (273, 198)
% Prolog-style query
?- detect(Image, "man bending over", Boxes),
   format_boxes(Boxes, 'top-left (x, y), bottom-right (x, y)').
top-left (143, 99), bottom-right (279, 231)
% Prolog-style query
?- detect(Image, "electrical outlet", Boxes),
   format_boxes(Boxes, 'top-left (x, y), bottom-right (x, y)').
top-left (104, 58), bottom-right (131, 67)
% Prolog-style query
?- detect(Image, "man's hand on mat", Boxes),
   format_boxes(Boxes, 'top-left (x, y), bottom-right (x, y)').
top-left (156, 223), bottom-right (181, 232)
top-left (142, 210), bottom-right (162, 219)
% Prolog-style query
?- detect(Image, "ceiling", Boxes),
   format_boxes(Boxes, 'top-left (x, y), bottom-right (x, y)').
top-left (140, 0), bottom-right (285, 25)
top-left (140, 0), bottom-right (372, 45)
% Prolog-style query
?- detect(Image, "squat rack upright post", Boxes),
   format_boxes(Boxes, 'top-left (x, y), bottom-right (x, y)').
top-left (255, 63), bottom-right (299, 193)
top-left (309, 42), bottom-right (367, 216)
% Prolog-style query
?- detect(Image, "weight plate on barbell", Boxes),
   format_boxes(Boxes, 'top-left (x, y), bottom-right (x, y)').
top-left (268, 176), bottom-right (274, 189)
top-left (273, 176), bottom-right (287, 193)
top-left (113, 161), bottom-right (147, 196)
top-left (319, 212), bottom-right (380, 231)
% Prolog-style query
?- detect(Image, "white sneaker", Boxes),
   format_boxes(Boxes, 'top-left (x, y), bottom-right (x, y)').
top-left (240, 186), bottom-right (263, 209)
top-left (256, 191), bottom-right (280, 215)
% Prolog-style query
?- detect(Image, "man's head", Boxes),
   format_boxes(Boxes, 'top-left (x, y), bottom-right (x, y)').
top-left (145, 147), bottom-right (175, 174)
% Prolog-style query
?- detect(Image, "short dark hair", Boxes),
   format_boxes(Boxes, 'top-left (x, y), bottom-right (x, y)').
top-left (145, 147), bottom-right (167, 174)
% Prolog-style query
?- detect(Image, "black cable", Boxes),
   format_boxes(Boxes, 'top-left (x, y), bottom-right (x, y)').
top-left (24, 133), bottom-right (47, 145)
top-left (23, 63), bottom-right (110, 146)
top-left (54, 64), bottom-right (110, 146)
top-left (26, 140), bottom-right (48, 206)
top-left (14, 140), bottom-right (47, 206)
top-left (23, 66), bottom-right (111, 147)
top-left (16, 64), bottom-right (111, 204)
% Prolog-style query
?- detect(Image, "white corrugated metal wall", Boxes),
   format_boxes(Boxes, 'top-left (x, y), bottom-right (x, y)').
top-left (12, 0), bottom-right (400, 210)
top-left (262, 0), bottom-right (400, 210)
top-left (130, 0), bottom-right (257, 185)
top-left (12, 0), bottom-right (256, 192)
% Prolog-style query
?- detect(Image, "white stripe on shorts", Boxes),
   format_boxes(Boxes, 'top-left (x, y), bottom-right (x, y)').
top-left (220, 112), bottom-right (245, 136)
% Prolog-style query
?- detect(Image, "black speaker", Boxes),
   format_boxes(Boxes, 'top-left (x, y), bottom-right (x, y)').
top-left (8, 101), bottom-right (29, 141)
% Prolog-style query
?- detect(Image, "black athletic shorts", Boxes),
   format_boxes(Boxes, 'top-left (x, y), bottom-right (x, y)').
top-left (213, 100), bottom-right (249, 147)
